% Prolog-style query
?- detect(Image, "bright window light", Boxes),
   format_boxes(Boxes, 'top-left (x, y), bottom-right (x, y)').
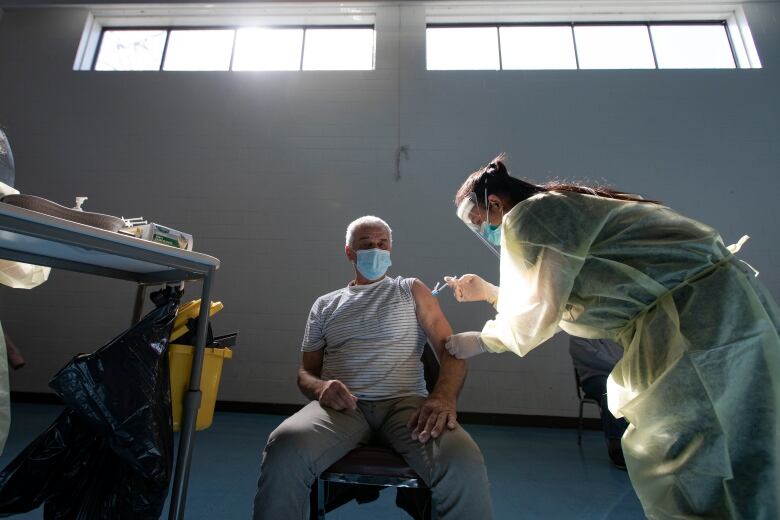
top-left (427, 27), bottom-right (500, 70)
top-left (163, 29), bottom-right (235, 71)
top-left (232, 28), bottom-right (304, 71)
top-left (302, 28), bottom-right (374, 71)
top-left (499, 26), bottom-right (577, 70)
top-left (651, 25), bottom-right (735, 69)
top-left (94, 30), bottom-right (166, 71)
top-left (574, 25), bottom-right (655, 69)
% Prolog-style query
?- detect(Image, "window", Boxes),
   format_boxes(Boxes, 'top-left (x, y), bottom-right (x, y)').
top-left (424, 1), bottom-right (761, 72)
top-left (650, 24), bottom-right (736, 69)
top-left (427, 27), bottom-right (500, 70)
top-left (87, 25), bottom-right (374, 71)
top-left (427, 21), bottom-right (744, 70)
top-left (574, 25), bottom-right (656, 70)
top-left (163, 29), bottom-right (235, 71)
top-left (232, 28), bottom-right (304, 71)
top-left (302, 28), bottom-right (375, 71)
top-left (499, 26), bottom-right (576, 70)
top-left (93, 30), bottom-right (167, 71)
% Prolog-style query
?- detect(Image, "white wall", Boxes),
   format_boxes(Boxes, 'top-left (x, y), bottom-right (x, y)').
top-left (0, 2), bottom-right (778, 417)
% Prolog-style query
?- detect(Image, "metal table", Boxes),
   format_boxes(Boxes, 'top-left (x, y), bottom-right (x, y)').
top-left (0, 202), bottom-right (219, 520)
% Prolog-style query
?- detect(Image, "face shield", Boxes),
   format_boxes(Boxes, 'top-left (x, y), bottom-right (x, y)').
top-left (456, 192), bottom-right (500, 258)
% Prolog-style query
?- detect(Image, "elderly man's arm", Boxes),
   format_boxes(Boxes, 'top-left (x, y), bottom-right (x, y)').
top-left (407, 279), bottom-right (468, 443)
top-left (298, 350), bottom-right (358, 411)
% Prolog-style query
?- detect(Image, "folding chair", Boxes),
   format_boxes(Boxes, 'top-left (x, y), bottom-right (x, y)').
top-left (310, 344), bottom-right (440, 520)
top-left (574, 368), bottom-right (600, 445)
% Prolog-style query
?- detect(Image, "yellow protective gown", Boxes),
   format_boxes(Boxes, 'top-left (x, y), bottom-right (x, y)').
top-left (0, 181), bottom-right (52, 289)
top-left (0, 179), bottom-right (50, 452)
top-left (480, 191), bottom-right (780, 520)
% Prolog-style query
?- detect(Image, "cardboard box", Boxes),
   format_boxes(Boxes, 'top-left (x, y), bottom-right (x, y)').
top-left (124, 223), bottom-right (193, 251)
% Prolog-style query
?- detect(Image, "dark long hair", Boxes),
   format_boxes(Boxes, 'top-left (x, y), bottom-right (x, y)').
top-left (455, 154), bottom-right (660, 209)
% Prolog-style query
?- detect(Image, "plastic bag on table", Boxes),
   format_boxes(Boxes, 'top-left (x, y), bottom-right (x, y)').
top-left (0, 287), bottom-right (180, 518)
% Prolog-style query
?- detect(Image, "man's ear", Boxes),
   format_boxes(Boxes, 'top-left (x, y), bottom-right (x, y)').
top-left (345, 245), bottom-right (356, 263)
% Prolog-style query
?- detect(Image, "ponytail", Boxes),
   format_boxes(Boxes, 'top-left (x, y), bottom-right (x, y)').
top-left (455, 154), bottom-right (659, 208)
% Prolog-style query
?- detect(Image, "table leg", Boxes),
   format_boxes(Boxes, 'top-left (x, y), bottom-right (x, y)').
top-left (168, 268), bottom-right (215, 520)
top-left (131, 284), bottom-right (146, 324)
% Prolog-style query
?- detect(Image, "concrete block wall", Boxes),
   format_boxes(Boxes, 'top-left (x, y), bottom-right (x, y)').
top-left (0, 1), bottom-right (777, 418)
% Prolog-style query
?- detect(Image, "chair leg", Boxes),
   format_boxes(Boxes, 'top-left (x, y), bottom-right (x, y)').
top-left (577, 401), bottom-right (584, 446)
top-left (309, 478), bottom-right (326, 520)
top-left (318, 479), bottom-right (326, 519)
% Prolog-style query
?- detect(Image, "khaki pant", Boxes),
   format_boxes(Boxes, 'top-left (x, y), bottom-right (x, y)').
top-left (252, 396), bottom-right (493, 520)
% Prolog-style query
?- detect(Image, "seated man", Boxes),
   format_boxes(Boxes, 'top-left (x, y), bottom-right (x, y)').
top-left (252, 216), bottom-right (493, 519)
top-left (569, 336), bottom-right (629, 469)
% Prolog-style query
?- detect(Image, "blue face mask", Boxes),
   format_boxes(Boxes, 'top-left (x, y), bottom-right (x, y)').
top-left (479, 195), bottom-right (503, 248)
top-left (355, 249), bottom-right (392, 281)
top-left (481, 223), bottom-right (501, 247)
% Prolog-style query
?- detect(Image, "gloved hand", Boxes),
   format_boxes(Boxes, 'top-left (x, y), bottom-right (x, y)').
top-left (0, 181), bottom-right (19, 197)
top-left (445, 332), bottom-right (488, 359)
top-left (0, 260), bottom-right (50, 289)
top-left (444, 274), bottom-right (498, 305)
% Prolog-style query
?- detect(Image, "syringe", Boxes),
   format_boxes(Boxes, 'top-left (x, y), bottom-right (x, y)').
top-left (431, 281), bottom-right (451, 297)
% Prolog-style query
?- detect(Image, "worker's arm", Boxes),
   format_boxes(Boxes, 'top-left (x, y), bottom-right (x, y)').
top-left (298, 349), bottom-right (357, 411)
top-left (407, 279), bottom-right (467, 443)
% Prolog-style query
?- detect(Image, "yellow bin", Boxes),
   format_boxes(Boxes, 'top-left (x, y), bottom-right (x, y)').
top-left (169, 343), bottom-right (233, 431)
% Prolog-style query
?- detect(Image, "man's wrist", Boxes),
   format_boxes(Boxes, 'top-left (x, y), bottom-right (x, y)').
top-left (313, 380), bottom-right (327, 400)
top-left (429, 386), bottom-right (458, 403)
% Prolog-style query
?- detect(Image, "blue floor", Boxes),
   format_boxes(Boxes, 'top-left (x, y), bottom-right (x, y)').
top-left (0, 403), bottom-right (645, 519)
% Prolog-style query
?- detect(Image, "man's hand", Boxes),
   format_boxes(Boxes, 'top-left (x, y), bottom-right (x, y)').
top-left (406, 392), bottom-right (458, 444)
top-left (316, 379), bottom-right (358, 411)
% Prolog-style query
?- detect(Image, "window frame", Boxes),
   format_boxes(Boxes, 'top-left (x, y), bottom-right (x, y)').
top-left (73, 6), bottom-right (377, 72)
top-left (424, 2), bottom-right (761, 70)
top-left (89, 24), bottom-right (375, 72)
top-left (427, 20), bottom-right (743, 71)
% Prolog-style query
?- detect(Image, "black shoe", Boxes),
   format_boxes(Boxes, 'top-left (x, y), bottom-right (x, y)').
top-left (608, 439), bottom-right (627, 471)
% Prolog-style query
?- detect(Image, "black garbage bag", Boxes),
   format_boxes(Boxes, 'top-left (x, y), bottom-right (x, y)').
top-left (48, 294), bottom-right (178, 484)
top-left (0, 288), bottom-right (180, 519)
top-left (0, 409), bottom-right (101, 516)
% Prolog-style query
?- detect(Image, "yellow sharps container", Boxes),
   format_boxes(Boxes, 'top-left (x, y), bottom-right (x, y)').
top-left (169, 343), bottom-right (233, 431)
top-left (168, 299), bottom-right (233, 431)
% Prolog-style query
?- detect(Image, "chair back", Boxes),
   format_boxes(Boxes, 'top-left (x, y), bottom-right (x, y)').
top-left (421, 343), bottom-right (440, 393)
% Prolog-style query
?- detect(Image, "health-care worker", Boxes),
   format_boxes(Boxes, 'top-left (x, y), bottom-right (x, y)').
top-left (0, 129), bottom-right (51, 455)
top-left (443, 155), bottom-right (779, 520)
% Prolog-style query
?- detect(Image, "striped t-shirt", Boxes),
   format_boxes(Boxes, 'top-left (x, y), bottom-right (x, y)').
top-left (301, 276), bottom-right (428, 400)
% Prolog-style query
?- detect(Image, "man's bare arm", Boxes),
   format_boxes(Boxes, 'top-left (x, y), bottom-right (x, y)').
top-left (407, 278), bottom-right (468, 443)
top-left (298, 350), bottom-right (357, 411)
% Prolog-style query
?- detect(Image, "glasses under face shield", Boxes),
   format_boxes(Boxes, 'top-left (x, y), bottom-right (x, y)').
top-left (456, 192), bottom-right (500, 258)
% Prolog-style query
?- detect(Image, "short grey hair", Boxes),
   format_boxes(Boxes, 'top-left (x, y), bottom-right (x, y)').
top-left (345, 216), bottom-right (393, 248)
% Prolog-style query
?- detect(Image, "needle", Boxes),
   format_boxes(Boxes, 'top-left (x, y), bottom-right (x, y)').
top-left (431, 281), bottom-right (450, 296)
